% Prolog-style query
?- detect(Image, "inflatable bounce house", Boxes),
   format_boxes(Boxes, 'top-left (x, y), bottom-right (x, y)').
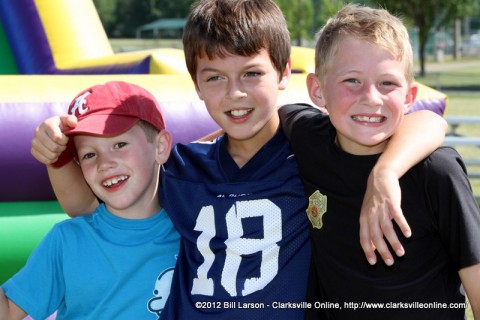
top-left (0, 0), bottom-right (446, 318)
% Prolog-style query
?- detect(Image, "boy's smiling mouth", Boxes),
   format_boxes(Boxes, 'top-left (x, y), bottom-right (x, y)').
top-left (103, 175), bottom-right (129, 188)
top-left (351, 115), bottom-right (385, 123)
top-left (228, 108), bottom-right (253, 118)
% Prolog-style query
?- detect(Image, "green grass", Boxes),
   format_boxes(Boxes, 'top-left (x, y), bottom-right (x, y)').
top-left (417, 63), bottom-right (480, 204)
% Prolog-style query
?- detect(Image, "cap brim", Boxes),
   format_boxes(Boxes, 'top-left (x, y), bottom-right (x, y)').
top-left (63, 115), bottom-right (139, 137)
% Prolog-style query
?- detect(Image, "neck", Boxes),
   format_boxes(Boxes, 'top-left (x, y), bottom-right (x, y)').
top-left (227, 117), bottom-right (279, 168)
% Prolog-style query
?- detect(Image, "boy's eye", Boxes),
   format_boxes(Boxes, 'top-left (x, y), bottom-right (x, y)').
top-left (81, 152), bottom-right (95, 160)
top-left (345, 78), bottom-right (359, 84)
top-left (244, 71), bottom-right (261, 78)
top-left (206, 75), bottom-right (222, 82)
top-left (381, 81), bottom-right (395, 86)
top-left (114, 142), bottom-right (127, 149)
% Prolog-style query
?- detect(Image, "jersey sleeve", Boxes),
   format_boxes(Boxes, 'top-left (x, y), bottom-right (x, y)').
top-left (422, 147), bottom-right (480, 270)
top-left (279, 103), bottom-right (325, 140)
top-left (2, 224), bottom-right (66, 319)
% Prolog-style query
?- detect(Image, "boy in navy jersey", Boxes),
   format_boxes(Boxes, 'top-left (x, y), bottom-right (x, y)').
top-left (2, 81), bottom-right (179, 319)
top-left (31, 1), bottom-right (446, 319)
top-left (280, 5), bottom-right (480, 319)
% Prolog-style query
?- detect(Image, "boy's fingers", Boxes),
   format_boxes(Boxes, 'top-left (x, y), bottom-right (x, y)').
top-left (30, 148), bottom-right (57, 165)
top-left (359, 225), bottom-right (377, 265)
top-left (379, 217), bottom-right (404, 258)
top-left (390, 206), bottom-right (412, 238)
top-left (59, 114), bottom-right (78, 132)
top-left (368, 218), bottom-right (394, 266)
top-left (31, 116), bottom-right (72, 164)
top-left (31, 137), bottom-right (67, 164)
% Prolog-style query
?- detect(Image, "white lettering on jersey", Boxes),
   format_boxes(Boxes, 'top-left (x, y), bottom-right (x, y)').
top-left (191, 199), bottom-right (281, 297)
top-left (191, 206), bottom-right (215, 295)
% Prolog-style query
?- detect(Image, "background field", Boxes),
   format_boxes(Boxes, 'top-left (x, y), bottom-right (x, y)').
top-left (417, 59), bottom-right (480, 206)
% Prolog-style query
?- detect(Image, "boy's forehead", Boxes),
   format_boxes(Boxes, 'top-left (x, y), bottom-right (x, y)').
top-left (197, 48), bottom-right (271, 66)
top-left (198, 45), bottom-right (262, 60)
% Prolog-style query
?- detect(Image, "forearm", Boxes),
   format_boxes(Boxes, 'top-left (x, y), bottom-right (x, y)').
top-left (459, 264), bottom-right (480, 319)
top-left (47, 161), bottom-right (98, 217)
top-left (0, 288), bottom-right (26, 320)
top-left (376, 110), bottom-right (447, 178)
top-left (0, 289), bottom-right (7, 320)
top-left (360, 110), bottom-right (447, 264)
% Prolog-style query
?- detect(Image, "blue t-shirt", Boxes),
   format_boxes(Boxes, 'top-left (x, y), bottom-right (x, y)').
top-left (160, 129), bottom-right (311, 320)
top-left (2, 204), bottom-right (179, 319)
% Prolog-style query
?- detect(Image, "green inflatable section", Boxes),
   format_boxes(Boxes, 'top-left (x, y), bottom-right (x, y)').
top-left (0, 201), bottom-right (68, 284)
top-left (0, 21), bottom-right (19, 74)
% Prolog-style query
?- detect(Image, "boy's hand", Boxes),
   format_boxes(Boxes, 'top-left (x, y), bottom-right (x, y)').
top-left (31, 115), bottom-right (78, 165)
top-left (359, 168), bottom-right (411, 266)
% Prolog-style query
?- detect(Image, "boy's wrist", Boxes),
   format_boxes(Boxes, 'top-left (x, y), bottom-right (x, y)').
top-left (371, 163), bottom-right (401, 180)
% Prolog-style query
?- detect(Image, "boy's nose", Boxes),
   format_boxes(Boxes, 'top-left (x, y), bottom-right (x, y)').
top-left (362, 84), bottom-right (383, 107)
top-left (226, 80), bottom-right (247, 100)
top-left (97, 153), bottom-right (117, 171)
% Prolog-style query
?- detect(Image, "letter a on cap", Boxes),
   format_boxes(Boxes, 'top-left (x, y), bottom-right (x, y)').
top-left (70, 92), bottom-right (91, 116)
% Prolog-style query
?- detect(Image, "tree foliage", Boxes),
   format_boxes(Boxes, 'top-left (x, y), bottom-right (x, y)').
top-left (92, 0), bottom-right (480, 77)
top-left (275, 0), bottom-right (314, 45)
top-left (376, 0), bottom-right (479, 76)
top-left (93, 0), bottom-right (194, 38)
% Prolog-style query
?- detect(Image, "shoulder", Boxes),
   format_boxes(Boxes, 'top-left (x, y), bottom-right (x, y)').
top-left (279, 103), bottom-right (334, 145)
top-left (171, 138), bottom-right (220, 161)
top-left (279, 103), bottom-right (330, 131)
top-left (279, 103), bottom-right (326, 125)
top-left (167, 138), bottom-right (219, 169)
top-left (49, 206), bottom-right (103, 235)
top-left (421, 147), bottom-right (466, 176)
top-left (408, 147), bottom-right (472, 194)
top-left (163, 137), bottom-right (223, 180)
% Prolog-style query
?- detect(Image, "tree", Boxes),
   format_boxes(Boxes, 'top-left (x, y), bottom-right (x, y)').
top-left (275, 0), bottom-right (314, 46)
top-left (377, 0), bottom-right (479, 77)
top-left (93, 0), bottom-right (194, 38)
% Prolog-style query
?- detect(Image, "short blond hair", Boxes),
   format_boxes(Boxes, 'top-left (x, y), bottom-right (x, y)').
top-left (314, 4), bottom-right (414, 84)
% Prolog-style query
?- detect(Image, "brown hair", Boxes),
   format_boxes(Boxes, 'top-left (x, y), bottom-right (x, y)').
top-left (183, 0), bottom-right (291, 82)
top-left (137, 120), bottom-right (159, 143)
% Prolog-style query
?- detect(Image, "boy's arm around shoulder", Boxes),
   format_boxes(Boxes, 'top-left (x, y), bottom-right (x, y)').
top-left (47, 161), bottom-right (98, 216)
top-left (0, 288), bottom-right (27, 320)
top-left (31, 115), bottom-right (98, 216)
top-left (360, 110), bottom-right (447, 265)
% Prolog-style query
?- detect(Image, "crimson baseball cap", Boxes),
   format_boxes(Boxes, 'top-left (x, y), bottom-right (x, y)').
top-left (52, 81), bottom-right (165, 167)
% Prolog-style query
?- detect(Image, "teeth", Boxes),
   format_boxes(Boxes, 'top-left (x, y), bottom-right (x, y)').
top-left (229, 109), bottom-right (251, 117)
top-left (103, 175), bottom-right (128, 187)
top-left (352, 115), bottom-right (384, 123)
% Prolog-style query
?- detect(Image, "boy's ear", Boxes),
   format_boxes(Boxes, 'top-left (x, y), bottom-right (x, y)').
top-left (154, 129), bottom-right (173, 165)
top-left (306, 73), bottom-right (325, 108)
top-left (403, 82), bottom-right (418, 114)
top-left (278, 58), bottom-right (292, 90)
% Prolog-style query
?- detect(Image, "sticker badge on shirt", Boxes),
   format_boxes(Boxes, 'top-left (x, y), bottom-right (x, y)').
top-left (306, 190), bottom-right (327, 229)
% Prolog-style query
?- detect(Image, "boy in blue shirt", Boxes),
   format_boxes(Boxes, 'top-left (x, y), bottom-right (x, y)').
top-left (1, 81), bottom-right (179, 319)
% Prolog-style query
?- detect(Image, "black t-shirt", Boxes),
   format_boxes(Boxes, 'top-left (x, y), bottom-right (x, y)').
top-left (279, 104), bottom-right (480, 320)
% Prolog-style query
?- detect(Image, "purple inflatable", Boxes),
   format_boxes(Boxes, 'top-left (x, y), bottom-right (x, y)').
top-left (0, 97), bottom-right (218, 202)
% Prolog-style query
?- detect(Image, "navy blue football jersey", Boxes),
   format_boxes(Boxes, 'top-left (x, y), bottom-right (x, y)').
top-left (160, 130), bottom-right (310, 320)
